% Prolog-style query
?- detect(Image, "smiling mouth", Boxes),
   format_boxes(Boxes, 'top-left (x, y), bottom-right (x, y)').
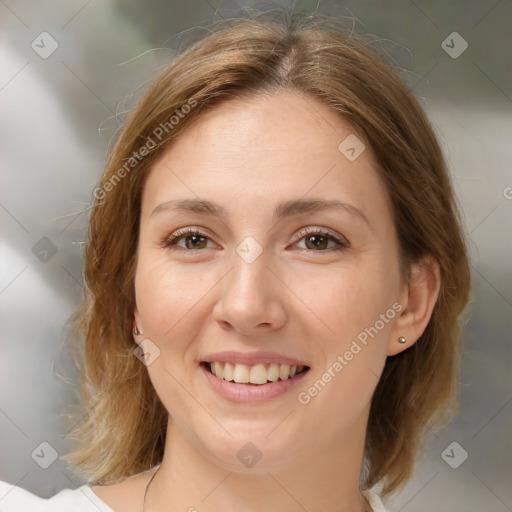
top-left (201, 361), bottom-right (310, 385)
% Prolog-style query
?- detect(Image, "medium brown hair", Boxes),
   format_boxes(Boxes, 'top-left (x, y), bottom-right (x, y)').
top-left (63, 10), bottom-right (471, 496)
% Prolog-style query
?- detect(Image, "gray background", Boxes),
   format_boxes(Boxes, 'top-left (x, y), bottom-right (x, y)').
top-left (0, 1), bottom-right (511, 511)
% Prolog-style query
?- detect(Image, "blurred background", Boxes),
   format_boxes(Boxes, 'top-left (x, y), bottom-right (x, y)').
top-left (0, 1), bottom-right (511, 511)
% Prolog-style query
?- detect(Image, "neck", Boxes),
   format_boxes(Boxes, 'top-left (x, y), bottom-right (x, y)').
top-left (146, 416), bottom-right (370, 512)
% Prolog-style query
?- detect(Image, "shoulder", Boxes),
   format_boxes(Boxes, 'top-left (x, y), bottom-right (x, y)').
top-left (362, 485), bottom-right (394, 512)
top-left (88, 467), bottom-right (160, 512)
top-left (0, 479), bottom-right (114, 512)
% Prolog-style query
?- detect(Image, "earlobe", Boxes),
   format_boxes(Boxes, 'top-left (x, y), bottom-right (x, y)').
top-left (387, 255), bottom-right (441, 356)
top-left (133, 307), bottom-right (143, 338)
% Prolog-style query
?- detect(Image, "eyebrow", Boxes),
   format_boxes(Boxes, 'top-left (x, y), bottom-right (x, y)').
top-left (151, 197), bottom-right (370, 227)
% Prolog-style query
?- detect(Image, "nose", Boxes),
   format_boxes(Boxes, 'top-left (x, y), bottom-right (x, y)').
top-left (212, 248), bottom-right (287, 336)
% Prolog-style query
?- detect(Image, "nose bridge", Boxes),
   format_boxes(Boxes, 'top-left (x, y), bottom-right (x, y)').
top-left (225, 231), bottom-right (268, 290)
top-left (212, 237), bottom-right (286, 332)
top-left (228, 241), bottom-right (270, 305)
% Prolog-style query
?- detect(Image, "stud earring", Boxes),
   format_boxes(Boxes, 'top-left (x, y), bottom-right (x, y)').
top-left (133, 325), bottom-right (143, 336)
top-left (398, 336), bottom-right (407, 344)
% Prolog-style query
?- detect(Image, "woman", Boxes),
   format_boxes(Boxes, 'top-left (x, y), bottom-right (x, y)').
top-left (0, 10), bottom-right (471, 512)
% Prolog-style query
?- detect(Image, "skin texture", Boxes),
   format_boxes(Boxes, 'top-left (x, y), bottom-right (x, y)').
top-left (92, 92), bottom-right (440, 512)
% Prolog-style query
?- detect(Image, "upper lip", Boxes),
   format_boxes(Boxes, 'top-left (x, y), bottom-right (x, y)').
top-left (200, 351), bottom-right (310, 367)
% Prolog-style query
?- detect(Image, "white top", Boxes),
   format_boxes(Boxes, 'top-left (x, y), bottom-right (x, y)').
top-left (0, 480), bottom-right (391, 511)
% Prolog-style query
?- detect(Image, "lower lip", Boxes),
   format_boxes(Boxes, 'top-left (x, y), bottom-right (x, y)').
top-left (200, 363), bottom-right (309, 403)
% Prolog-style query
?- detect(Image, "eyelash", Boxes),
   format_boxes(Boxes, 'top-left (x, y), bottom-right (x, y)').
top-left (162, 227), bottom-right (349, 252)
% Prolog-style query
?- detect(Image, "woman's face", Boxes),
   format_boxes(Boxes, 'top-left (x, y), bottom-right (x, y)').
top-left (134, 92), bottom-right (405, 471)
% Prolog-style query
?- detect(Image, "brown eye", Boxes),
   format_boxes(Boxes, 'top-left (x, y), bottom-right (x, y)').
top-left (182, 234), bottom-right (208, 250)
top-left (163, 228), bottom-right (213, 250)
top-left (304, 234), bottom-right (331, 250)
top-left (294, 228), bottom-right (349, 251)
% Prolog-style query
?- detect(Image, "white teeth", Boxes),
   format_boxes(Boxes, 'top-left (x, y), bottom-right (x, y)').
top-left (223, 362), bottom-right (234, 381)
top-left (208, 361), bottom-right (307, 385)
top-left (267, 363), bottom-right (280, 381)
top-left (213, 361), bottom-right (223, 379)
top-left (249, 364), bottom-right (268, 384)
top-left (279, 364), bottom-right (290, 380)
top-left (233, 363), bottom-right (250, 383)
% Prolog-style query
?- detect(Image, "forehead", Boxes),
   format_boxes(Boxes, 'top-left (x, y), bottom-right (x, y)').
top-left (163, 92), bottom-right (366, 164)
top-left (141, 92), bottom-right (392, 229)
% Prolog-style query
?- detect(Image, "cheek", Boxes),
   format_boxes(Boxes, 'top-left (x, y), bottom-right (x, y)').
top-left (134, 257), bottom-right (212, 415)
top-left (298, 260), bottom-right (397, 399)
top-left (301, 262), bottom-right (395, 348)
top-left (135, 255), bottom-right (212, 336)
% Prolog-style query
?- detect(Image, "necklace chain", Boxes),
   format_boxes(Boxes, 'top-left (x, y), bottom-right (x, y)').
top-left (142, 466), bottom-right (372, 512)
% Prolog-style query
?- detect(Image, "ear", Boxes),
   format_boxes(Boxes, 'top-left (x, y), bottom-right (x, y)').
top-left (133, 305), bottom-right (141, 326)
top-left (387, 254), bottom-right (441, 356)
top-left (133, 305), bottom-right (143, 343)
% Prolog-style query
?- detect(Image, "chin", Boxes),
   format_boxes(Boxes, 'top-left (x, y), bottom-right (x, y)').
top-left (196, 428), bottom-right (302, 474)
